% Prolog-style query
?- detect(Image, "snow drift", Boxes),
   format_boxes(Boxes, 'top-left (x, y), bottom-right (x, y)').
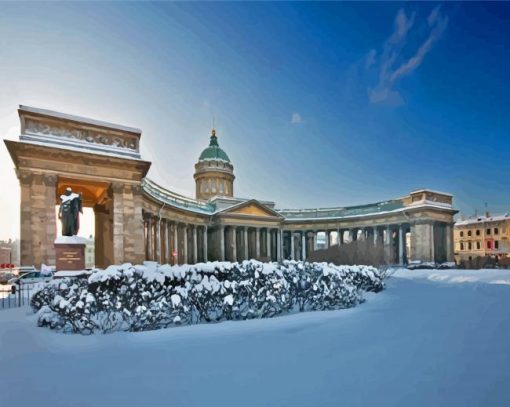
top-left (31, 260), bottom-right (383, 334)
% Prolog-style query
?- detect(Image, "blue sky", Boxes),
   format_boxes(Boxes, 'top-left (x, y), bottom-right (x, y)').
top-left (1, 2), bottom-right (509, 239)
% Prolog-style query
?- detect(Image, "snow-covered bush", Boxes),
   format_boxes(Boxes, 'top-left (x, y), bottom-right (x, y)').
top-left (31, 261), bottom-right (384, 334)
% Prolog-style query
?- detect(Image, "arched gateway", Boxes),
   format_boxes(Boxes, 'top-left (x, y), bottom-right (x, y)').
top-left (5, 106), bottom-right (457, 269)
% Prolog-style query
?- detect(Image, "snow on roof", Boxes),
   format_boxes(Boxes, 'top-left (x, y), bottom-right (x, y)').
top-left (142, 178), bottom-right (215, 215)
top-left (142, 178), bottom-right (456, 221)
top-left (277, 200), bottom-right (405, 220)
top-left (19, 105), bottom-right (142, 134)
top-left (17, 138), bottom-right (143, 161)
top-left (409, 188), bottom-right (453, 197)
top-left (455, 214), bottom-right (510, 226)
top-left (208, 195), bottom-right (275, 207)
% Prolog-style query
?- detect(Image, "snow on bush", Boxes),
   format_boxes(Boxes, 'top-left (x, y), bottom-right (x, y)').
top-left (31, 260), bottom-right (384, 334)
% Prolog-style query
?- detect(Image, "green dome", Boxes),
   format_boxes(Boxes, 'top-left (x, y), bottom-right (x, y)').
top-left (198, 129), bottom-right (231, 163)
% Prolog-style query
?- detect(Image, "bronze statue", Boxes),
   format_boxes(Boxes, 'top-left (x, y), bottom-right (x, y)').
top-left (58, 187), bottom-right (83, 236)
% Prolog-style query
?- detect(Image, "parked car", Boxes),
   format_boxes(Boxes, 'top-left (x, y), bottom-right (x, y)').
top-left (8, 271), bottom-right (52, 286)
top-left (0, 271), bottom-right (16, 285)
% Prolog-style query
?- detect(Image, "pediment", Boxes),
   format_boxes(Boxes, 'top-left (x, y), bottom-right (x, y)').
top-left (218, 200), bottom-right (283, 219)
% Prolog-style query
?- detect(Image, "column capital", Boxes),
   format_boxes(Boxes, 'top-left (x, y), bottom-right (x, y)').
top-left (111, 182), bottom-right (125, 194)
top-left (42, 173), bottom-right (58, 187)
top-left (131, 184), bottom-right (143, 195)
top-left (16, 169), bottom-right (35, 185)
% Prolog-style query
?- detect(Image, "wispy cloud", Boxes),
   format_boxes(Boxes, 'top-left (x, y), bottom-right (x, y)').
top-left (291, 112), bottom-right (303, 124)
top-left (366, 6), bottom-right (448, 106)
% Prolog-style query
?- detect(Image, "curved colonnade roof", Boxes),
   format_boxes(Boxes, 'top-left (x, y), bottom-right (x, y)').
top-left (141, 178), bottom-right (407, 220)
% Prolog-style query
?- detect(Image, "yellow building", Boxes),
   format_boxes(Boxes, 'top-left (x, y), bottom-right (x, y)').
top-left (454, 214), bottom-right (510, 261)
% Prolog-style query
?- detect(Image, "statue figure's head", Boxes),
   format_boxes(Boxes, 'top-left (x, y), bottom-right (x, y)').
top-left (65, 187), bottom-right (72, 196)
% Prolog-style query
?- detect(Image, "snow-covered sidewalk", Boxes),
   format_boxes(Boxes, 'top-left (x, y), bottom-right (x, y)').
top-left (1, 273), bottom-right (509, 407)
top-left (393, 267), bottom-right (510, 285)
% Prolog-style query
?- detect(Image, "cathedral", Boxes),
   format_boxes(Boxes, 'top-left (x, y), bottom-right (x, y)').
top-left (5, 106), bottom-right (457, 269)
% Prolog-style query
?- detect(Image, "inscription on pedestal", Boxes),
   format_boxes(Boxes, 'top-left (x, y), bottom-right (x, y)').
top-left (55, 243), bottom-right (85, 271)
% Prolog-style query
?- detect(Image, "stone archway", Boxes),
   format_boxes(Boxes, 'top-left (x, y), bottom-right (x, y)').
top-left (4, 106), bottom-right (151, 268)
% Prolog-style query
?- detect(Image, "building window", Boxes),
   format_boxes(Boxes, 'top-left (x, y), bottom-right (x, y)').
top-left (467, 230), bottom-right (472, 237)
top-left (487, 229), bottom-right (491, 235)
top-left (494, 227), bottom-right (499, 235)
top-left (495, 240), bottom-right (499, 249)
top-left (460, 242), bottom-right (464, 250)
top-left (487, 241), bottom-right (492, 250)
top-left (460, 231), bottom-right (464, 237)
top-left (468, 242), bottom-right (472, 250)
top-left (476, 229), bottom-right (480, 236)
top-left (476, 241), bottom-right (481, 249)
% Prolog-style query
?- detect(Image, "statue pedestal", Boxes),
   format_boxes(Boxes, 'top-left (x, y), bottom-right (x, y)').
top-left (54, 236), bottom-right (87, 271)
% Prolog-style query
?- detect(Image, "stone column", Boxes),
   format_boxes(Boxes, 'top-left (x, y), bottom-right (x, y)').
top-left (410, 221), bottom-right (435, 263)
top-left (325, 231), bottom-right (330, 249)
top-left (164, 219), bottom-right (169, 264)
top-left (130, 185), bottom-right (143, 264)
top-left (95, 203), bottom-right (113, 267)
top-left (203, 226), bottom-right (208, 262)
top-left (17, 171), bottom-right (35, 267)
top-left (22, 173), bottom-right (58, 268)
top-left (153, 219), bottom-right (158, 261)
top-left (244, 227), bottom-right (249, 260)
top-left (146, 217), bottom-right (153, 261)
top-left (430, 222), bottom-right (435, 262)
top-left (155, 218), bottom-right (161, 263)
top-left (445, 223), bottom-right (454, 262)
top-left (290, 232), bottom-right (295, 260)
top-left (385, 225), bottom-right (392, 263)
top-left (301, 232), bottom-right (306, 260)
top-left (173, 223), bottom-right (179, 265)
top-left (266, 228), bottom-right (271, 260)
top-left (256, 228), bottom-right (260, 259)
top-left (193, 225), bottom-right (198, 264)
top-left (313, 232), bottom-right (317, 250)
top-left (336, 229), bottom-right (341, 245)
top-left (276, 229), bottom-right (282, 262)
top-left (373, 227), bottom-right (378, 245)
top-left (111, 182), bottom-right (125, 265)
top-left (42, 174), bottom-right (58, 266)
top-left (398, 225), bottom-right (404, 265)
top-left (183, 224), bottom-right (188, 264)
top-left (231, 226), bottom-right (237, 262)
top-left (220, 225), bottom-right (225, 261)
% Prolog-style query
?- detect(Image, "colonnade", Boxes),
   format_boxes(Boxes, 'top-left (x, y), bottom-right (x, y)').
top-left (143, 215), bottom-right (208, 265)
top-left (142, 215), bottom-right (454, 265)
top-left (215, 226), bottom-right (282, 263)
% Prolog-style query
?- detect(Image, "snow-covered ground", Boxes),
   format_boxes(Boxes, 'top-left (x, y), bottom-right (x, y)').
top-left (393, 267), bottom-right (510, 285)
top-left (1, 269), bottom-right (510, 407)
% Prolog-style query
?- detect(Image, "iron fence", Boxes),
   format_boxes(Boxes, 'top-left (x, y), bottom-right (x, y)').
top-left (0, 283), bottom-right (36, 309)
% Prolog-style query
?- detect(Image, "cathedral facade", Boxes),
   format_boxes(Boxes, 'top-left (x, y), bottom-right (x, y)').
top-left (5, 106), bottom-right (457, 269)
